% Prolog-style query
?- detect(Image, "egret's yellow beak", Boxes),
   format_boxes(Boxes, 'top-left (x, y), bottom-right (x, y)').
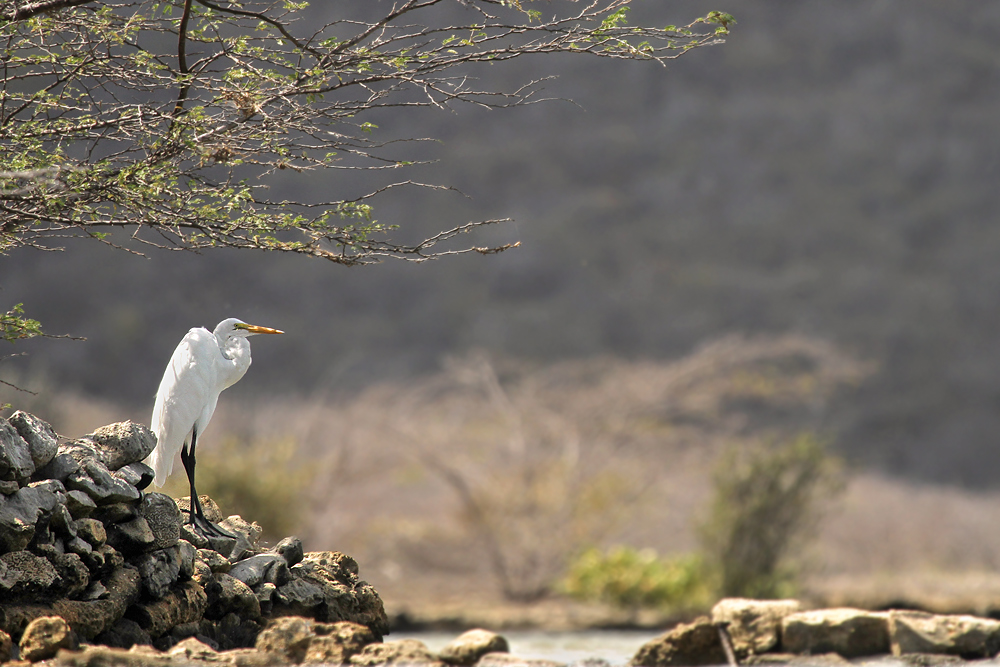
top-left (236, 323), bottom-right (284, 335)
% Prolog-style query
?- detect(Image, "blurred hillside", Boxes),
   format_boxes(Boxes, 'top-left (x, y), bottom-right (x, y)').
top-left (3, 1), bottom-right (1000, 485)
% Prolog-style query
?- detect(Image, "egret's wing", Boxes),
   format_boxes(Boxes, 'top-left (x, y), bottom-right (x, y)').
top-left (147, 328), bottom-right (223, 487)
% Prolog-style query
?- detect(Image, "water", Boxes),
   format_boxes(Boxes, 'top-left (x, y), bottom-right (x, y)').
top-left (392, 630), bottom-right (663, 665)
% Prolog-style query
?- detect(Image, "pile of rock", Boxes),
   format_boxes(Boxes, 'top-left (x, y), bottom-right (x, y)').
top-left (0, 412), bottom-right (387, 660)
top-left (632, 597), bottom-right (1000, 665)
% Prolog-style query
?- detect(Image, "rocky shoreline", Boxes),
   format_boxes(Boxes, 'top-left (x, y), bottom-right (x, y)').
top-left (4, 412), bottom-right (1000, 666)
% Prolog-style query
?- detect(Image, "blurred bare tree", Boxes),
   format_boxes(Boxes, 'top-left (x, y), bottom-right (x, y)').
top-left (0, 0), bottom-right (732, 336)
top-left (375, 335), bottom-right (866, 600)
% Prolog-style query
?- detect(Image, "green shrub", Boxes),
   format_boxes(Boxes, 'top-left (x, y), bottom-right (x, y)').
top-left (562, 545), bottom-right (711, 610)
top-left (699, 433), bottom-right (842, 598)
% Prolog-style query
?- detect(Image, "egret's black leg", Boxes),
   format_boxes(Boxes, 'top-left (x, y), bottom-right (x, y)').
top-left (180, 427), bottom-right (235, 539)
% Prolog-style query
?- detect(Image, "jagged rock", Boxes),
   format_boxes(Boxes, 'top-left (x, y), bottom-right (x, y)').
top-left (255, 583), bottom-right (277, 617)
top-left (273, 551), bottom-right (388, 639)
top-left (0, 565), bottom-right (141, 640)
top-left (214, 611), bottom-right (266, 651)
top-left (45, 551), bottom-right (90, 599)
top-left (93, 502), bottom-right (137, 524)
top-left (0, 480), bottom-right (64, 552)
top-left (127, 578), bottom-right (208, 638)
top-left (140, 493), bottom-right (180, 551)
top-left (106, 516), bottom-right (156, 556)
top-left (66, 458), bottom-right (141, 505)
top-left (712, 598), bottom-right (801, 656)
top-left (114, 463), bottom-right (155, 492)
top-left (350, 638), bottom-right (443, 666)
top-left (782, 608), bottom-right (890, 659)
top-left (80, 580), bottom-right (107, 601)
top-left (0, 628), bottom-right (11, 662)
top-left (177, 540), bottom-right (196, 581)
top-left (631, 616), bottom-right (728, 667)
top-left (85, 421), bottom-right (157, 472)
top-left (33, 453), bottom-right (80, 484)
top-left (0, 550), bottom-right (58, 600)
top-left (66, 535), bottom-right (94, 559)
top-left (179, 523), bottom-right (211, 550)
top-left (74, 518), bottom-right (107, 547)
top-left (49, 505), bottom-right (76, 539)
top-left (206, 573), bottom-right (261, 621)
top-left (94, 617), bottom-right (152, 649)
top-left (198, 548), bottom-right (232, 573)
top-left (175, 496), bottom-right (224, 523)
top-left (255, 615), bottom-right (315, 663)
top-left (219, 515), bottom-right (263, 561)
top-left (889, 610), bottom-right (1000, 658)
top-left (477, 656), bottom-right (564, 667)
top-left (0, 480), bottom-right (18, 495)
top-left (135, 545), bottom-right (183, 600)
top-left (192, 558), bottom-right (213, 587)
top-left (19, 615), bottom-right (78, 661)
top-left (272, 537), bottom-right (304, 568)
top-left (65, 490), bottom-right (97, 519)
top-left (440, 629), bottom-right (510, 665)
top-left (9, 412), bottom-right (58, 471)
top-left (0, 419), bottom-right (35, 483)
top-left (230, 554), bottom-right (286, 589)
top-left (305, 621), bottom-right (376, 664)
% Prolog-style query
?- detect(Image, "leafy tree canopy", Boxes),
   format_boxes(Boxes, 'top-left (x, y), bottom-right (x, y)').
top-left (0, 0), bottom-right (731, 337)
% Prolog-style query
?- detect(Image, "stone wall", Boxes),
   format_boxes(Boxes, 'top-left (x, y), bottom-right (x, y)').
top-left (0, 412), bottom-right (387, 654)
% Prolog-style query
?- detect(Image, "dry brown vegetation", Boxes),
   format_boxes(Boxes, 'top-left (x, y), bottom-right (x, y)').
top-left (6, 334), bottom-right (1000, 622)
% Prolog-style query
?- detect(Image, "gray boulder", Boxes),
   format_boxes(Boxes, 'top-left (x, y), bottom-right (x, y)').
top-left (782, 608), bottom-right (890, 659)
top-left (0, 550), bottom-right (58, 600)
top-left (94, 617), bottom-right (152, 649)
top-left (8, 411), bottom-right (58, 471)
top-left (196, 548), bottom-right (231, 573)
top-left (273, 551), bottom-right (389, 639)
top-left (66, 458), bottom-right (141, 505)
top-left (127, 579), bottom-right (208, 639)
top-left (0, 565), bottom-right (142, 640)
top-left (0, 420), bottom-right (34, 483)
top-left (0, 480), bottom-right (64, 552)
top-left (141, 493), bottom-right (181, 550)
top-left (85, 421), bottom-right (157, 471)
top-left (631, 617), bottom-right (728, 667)
top-left (45, 550), bottom-right (90, 599)
top-left (176, 540), bottom-right (196, 581)
top-left (114, 462), bottom-right (155, 491)
top-left (65, 489), bottom-right (97, 519)
top-left (105, 516), bottom-right (156, 556)
top-left (135, 545), bottom-right (183, 600)
top-left (230, 554), bottom-right (286, 588)
top-left (273, 536), bottom-right (304, 567)
top-left (32, 453), bottom-right (79, 483)
top-left (74, 518), bottom-right (107, 547)
top-left (205, 572), bottom-right (261, 621)
top-left (440, 629), bottom-right (510, 665)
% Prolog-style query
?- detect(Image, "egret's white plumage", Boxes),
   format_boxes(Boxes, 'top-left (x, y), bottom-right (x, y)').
top-left (146, 318), bottom-right (283, 488)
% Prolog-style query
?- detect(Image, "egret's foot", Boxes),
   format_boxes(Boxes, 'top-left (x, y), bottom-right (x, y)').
top-left (188, 513), bottom-right (237, 539)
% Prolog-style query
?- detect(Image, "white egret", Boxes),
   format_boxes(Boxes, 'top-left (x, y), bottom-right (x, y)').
top-left (146, 318), bottom-right (284, 537)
